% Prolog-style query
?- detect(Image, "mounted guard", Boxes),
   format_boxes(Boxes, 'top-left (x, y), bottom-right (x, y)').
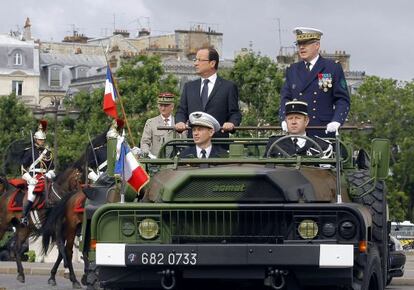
top-left (20, 120), bottom-right (55, 225)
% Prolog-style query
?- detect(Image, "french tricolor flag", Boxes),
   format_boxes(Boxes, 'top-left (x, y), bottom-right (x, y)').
top-left (103, 67), bottom-right (118, 119)
top-left (114, 140), bottom-right (149, 192)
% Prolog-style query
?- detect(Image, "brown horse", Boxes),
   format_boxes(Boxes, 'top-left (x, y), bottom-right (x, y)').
top-left (41, 131), bottom-right (112, 288)
top-left (0, 166), bottom-right (82, 284)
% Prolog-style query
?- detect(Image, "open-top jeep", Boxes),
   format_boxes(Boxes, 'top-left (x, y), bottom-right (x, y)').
top-left (82, 130), bottom-right (392, 290)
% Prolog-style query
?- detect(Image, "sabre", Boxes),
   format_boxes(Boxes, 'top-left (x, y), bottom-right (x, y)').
top-left (30, 130), bottom-right (35, 178)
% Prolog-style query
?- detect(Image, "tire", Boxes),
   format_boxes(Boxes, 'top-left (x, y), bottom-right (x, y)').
top-left (352, 246), bottom-right (384, 290)
top-left (348, 170), bottom-right (388, 289)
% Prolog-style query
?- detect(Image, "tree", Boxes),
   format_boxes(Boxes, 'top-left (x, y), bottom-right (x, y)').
top-left (60, 55), bottom-right (179, 166)
top-left (348, 76), bottom-right (414, 221)
top-left (0, 94), bottom-right (36, 174)
top-left (221, 52), bottom-right (284, 130)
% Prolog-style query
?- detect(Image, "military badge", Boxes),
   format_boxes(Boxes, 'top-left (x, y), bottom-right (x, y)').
top-left (318, 73), bottom-right (332, 92)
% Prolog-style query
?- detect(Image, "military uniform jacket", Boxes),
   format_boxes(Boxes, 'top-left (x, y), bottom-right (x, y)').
top-left (279, 56), bottom-right (350, 127)
top-left (21, 145), bottom-right (54, 174)
top-left (140, 115), bottom-right (186, 157)
top-left (264, 135), bottom-right (331, 158)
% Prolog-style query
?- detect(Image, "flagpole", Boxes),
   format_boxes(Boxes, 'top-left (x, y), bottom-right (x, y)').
top-left (120, 141), bottom-right (125, 203)
top-left (100, 42), bottom-right (136, 148)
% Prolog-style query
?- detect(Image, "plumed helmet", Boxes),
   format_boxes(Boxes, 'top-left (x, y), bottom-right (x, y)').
top-left (34, 120), bottom-right (47, 140)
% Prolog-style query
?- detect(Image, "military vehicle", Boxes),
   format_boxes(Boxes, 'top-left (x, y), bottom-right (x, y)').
top-left (82, 129), bottom-right (392, 290)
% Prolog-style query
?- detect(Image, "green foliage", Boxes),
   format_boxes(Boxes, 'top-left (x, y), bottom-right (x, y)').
top-left (60, 55), bottom-right (178, 166)
top-left (115, 55), bottom-right (179, 144)
top-left (222, 52), bottom-right (284, 128)
top-left (348, 76), bottom-right (414, 221)
top-left (24, 250), bottom-right (36, 262)
top-left (0, 94), bottom-right (36, 147)
top-left (388, 190), bottom-right (409, 221)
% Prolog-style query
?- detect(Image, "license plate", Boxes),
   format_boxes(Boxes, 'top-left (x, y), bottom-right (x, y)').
top-left (139, 252), bottom-right (198, 265)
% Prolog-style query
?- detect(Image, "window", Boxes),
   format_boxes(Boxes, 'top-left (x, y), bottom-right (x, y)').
top-left (14, 52), bottom-right (23, 65)
top-left (50, 67), bottom-right (61, 87)
top-left (77, 67), bottom-right (88, 78)
top-left (12, 81), bottom-right (23, 96)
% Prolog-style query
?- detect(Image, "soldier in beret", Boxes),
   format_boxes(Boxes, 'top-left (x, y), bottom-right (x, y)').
top-left (266, 100), bottom-right (332, 157)
top-left (279, 27), bottom-right (350, 137)
top-left (179, 112), bottom-right (227, 158)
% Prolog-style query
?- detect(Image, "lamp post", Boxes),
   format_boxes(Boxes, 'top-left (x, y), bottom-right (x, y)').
top-left (33, 96), bottom-right (80, 171)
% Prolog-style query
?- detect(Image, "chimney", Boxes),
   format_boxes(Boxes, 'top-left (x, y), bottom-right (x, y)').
top-left (23, 17), bottom-right (31, 41)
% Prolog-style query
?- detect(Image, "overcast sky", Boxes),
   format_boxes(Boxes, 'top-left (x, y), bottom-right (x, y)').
top-left (1, 0), bottom-right (413, 81)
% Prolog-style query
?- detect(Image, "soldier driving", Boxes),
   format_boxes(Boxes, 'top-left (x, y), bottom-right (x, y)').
top-left (20, 120), bottom-right (55, 225)
top-left (266, 100), bottom-right (332, 157)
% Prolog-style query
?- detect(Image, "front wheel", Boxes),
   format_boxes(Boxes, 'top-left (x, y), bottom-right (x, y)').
top-left (353, 246), bottom-right (384, 290)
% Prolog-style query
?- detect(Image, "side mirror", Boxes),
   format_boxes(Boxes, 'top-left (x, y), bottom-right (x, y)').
top-left (370, 138), bottom-right (390, 180)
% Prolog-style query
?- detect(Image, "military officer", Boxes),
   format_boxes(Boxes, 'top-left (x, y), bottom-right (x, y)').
top-left (266, 100), bottom-right (332, 157)
top-left (179, 112), bottom-right (227, 158)
top-left (279, 27), bottom-right (350, 137)
top-left (20, 120), bottom-right (55, 225)
top-left (140, 92), bottom-right (185, 158)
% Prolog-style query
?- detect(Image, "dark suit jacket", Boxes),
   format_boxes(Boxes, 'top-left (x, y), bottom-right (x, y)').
top-left (179, 145), bottom-right (227, 158)
top-left (175, 76), bottom-right (242, 138)
top-left (279, 56), bottom-right (350, 136)
top-left (264, 135), bottom-right (331, 158)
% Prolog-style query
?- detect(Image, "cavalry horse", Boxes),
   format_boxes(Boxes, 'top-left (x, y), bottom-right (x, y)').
top-left (0, 162), bottom-right (83, 284)
top-left (41, 131), bottom-right (111, 289)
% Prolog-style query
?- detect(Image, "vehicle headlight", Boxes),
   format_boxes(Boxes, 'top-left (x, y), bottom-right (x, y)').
top-left (121, 221), bottom-right (136, 237)
top-left (138, 218), bottom-right (159, 240)
top-left (339, 221), bottom-right (356, 239)
top-left (322, 222), bottom-right (336, 237)
top-left (298, 219), bottom-right (318, 239)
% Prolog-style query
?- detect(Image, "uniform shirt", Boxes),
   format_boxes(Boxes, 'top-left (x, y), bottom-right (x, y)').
top-left (196, 145), bottom-right (212, 159)
top-left (305, 55), bottom-right (319, 71)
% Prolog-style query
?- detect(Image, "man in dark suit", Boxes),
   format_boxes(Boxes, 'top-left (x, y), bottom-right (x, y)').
top-left (180, 112), bottom-right (227, 158)
top-left (266, 100), bottom-right (332, 158)
top-left (279, 27), bottom-right (350, 137)
top-left (175, 47), bottom-right (241, 138)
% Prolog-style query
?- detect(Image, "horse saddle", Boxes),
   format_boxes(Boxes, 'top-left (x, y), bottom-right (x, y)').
top-left (7, 187), bottom-right (45, 212)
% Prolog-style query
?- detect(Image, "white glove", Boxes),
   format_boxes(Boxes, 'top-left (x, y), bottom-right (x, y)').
top-left (88, 171), bottom-right (99, 182)
top-left (281, 121), bottom-right (288, 132)
top-left (131, 146), bottom-right (142, 156)
top-left (45, 170), bottom-right (56, 179)
top-left (148, 153), bottom-right (157, 159)
top-left (28, 177), bottom-right (38, 185)
top-left (325, 121), bottom-right (341, 133)
top-left (22, 172), bottom-right (32, 182)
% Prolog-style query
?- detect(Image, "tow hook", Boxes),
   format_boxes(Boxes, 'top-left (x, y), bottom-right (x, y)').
top-left (266, 268), bottom-right (288, 290)
top-left (159, 269), bottom-right (176, 290)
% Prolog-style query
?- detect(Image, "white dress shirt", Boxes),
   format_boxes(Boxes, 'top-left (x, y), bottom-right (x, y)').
top-left (305, 55), bottom-right (319, 71)
top-left (200, 73), bottom-right (217, 98)
top-left (196, 145), bottom-right (212, 159)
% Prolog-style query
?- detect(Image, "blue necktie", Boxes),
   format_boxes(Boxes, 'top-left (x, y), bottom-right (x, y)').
top-left (200, 79), bottom-right (209, 110)
top-left (201, 149), bottom-right (207, 159)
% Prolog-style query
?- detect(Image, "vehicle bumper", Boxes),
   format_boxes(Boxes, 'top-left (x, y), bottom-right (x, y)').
top-left (95, 243), bottom-right (354, 287)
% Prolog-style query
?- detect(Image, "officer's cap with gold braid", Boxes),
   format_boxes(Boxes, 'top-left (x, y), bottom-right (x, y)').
top-left (157, 92), bottom-right (175, 104)
top-left (285, 100), bottom-right (308, 116)
top-left (293, 27), bottom-right (323, 44)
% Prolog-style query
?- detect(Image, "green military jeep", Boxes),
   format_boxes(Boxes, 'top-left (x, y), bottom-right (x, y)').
top-left (83, 132), bottom-right (391, 290)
